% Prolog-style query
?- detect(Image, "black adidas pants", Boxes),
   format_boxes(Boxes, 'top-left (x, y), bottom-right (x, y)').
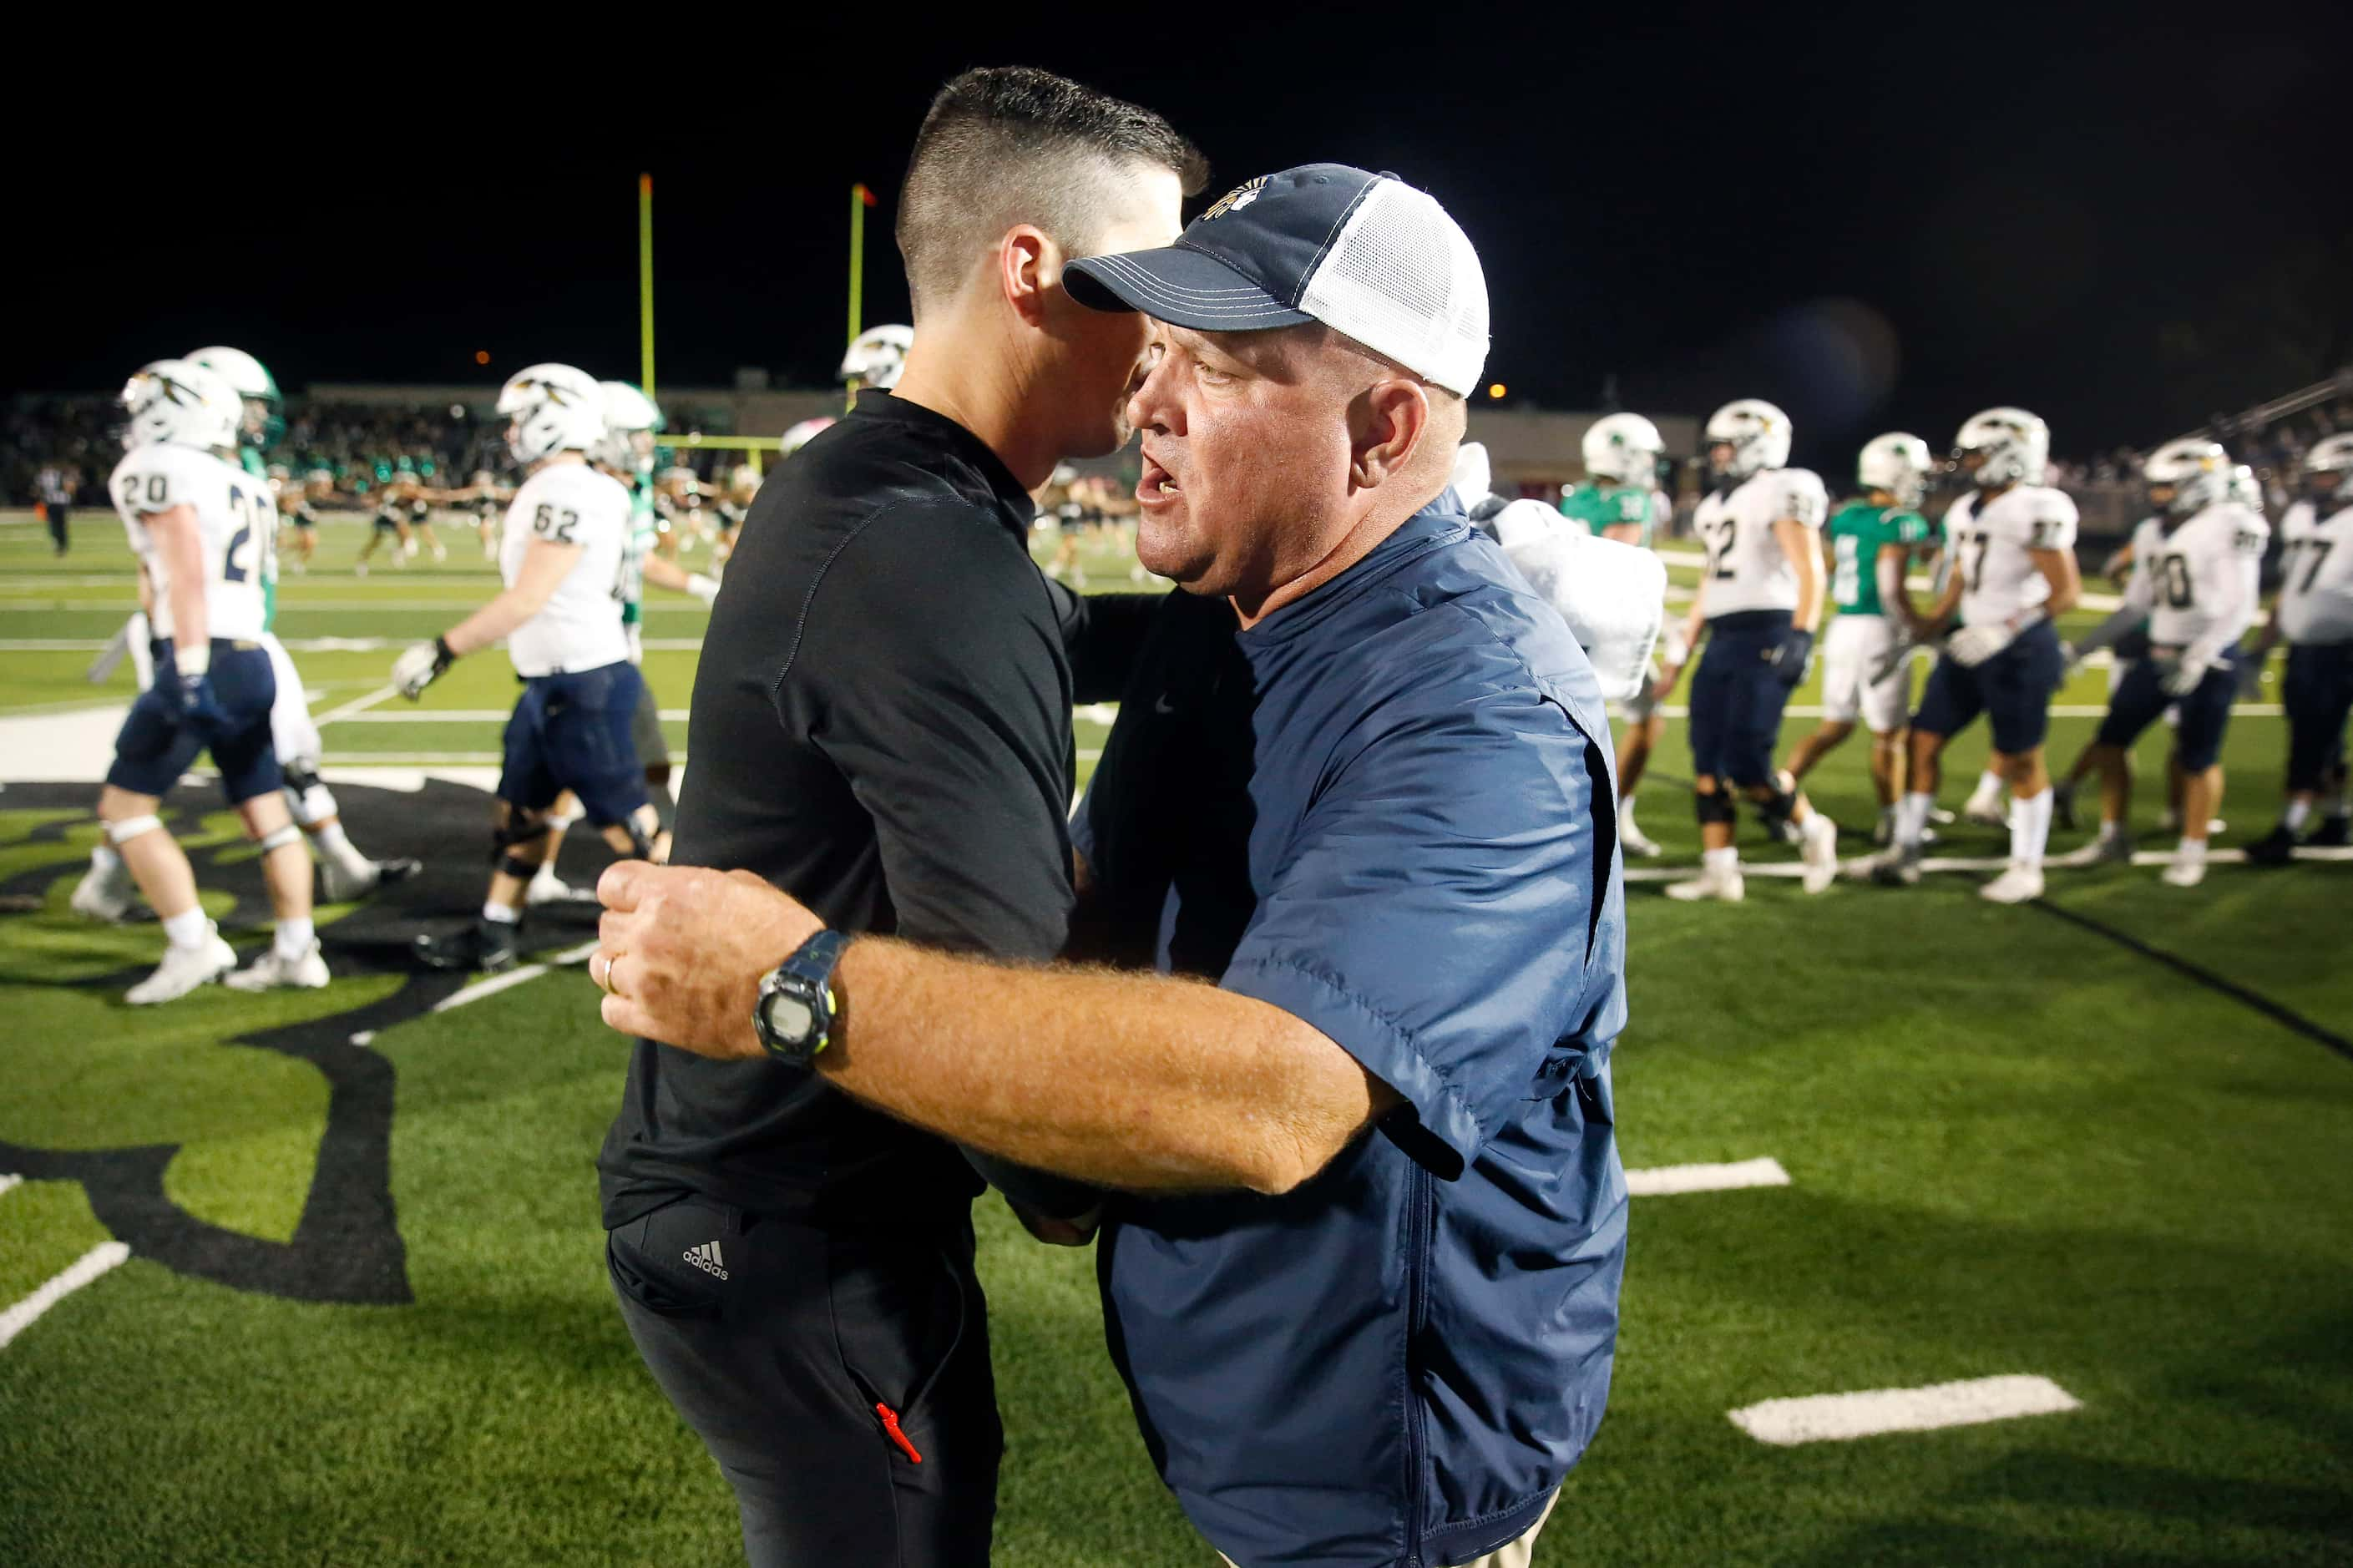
top-left (607, 1193), bottom-right (1000, 1565)
top-left (47, 504), bottom-right (69, 554)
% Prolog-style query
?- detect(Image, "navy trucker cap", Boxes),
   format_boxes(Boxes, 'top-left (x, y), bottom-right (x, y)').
top-left (1065, 163), bottom-right (1490, 397)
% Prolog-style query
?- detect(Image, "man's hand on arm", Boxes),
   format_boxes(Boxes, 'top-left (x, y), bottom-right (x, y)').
top-left (592, 861), bottom-right (1399, 1196)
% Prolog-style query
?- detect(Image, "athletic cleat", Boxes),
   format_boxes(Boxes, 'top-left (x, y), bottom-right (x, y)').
top-left (413, 920), bottom-right (521, 974)
top-left (1928, 807), bottom-right (1957, 826)
top-left (1962, 792), bottom-right (2008, 829)
top-left (1620, 822), bottom-right (1664, 858)
top-left (430, 544), bottom-right (448, 563)
top-left (524, 871), bottom-right (598, 907)
top-left (125, 931), bottom-right (239, 1004)
top-left (71, 860), bottom-right (140, 923)
top-left (2160, 855), bottom-right (2207, 889)
top-left (1664, 864), bottom-right (1745, 903)
top-left (1799, 815), bottom-right (1839, 895)
top-left (2053, 832), bottom-right (2135, 869)
top-left (2310, 815), bottom-right (2350, 848)
top-left (2051, 780), bottom-right (2078, 832)
top-left (320, 855), bottom-right (424, 904)
top-left (2243, 825), bottom-right (2298, 867)
top-left (1858, 843), bottom-right (1921, 887)
top-left (1979, 862), bottom-right (2046, 904)
top-left (225, 941), bottom-right (331, 992)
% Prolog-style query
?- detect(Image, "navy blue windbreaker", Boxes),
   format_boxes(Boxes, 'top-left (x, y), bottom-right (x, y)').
top-left (1073, 493), bottom-right (1630, 1568)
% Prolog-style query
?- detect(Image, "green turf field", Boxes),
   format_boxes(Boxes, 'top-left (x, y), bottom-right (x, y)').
top-left (2, 512), bottom-right (2348, 1565)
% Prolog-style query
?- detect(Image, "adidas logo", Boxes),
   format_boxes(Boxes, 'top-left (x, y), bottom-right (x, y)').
top-left (682, 1241), bottom-right (730, 1281)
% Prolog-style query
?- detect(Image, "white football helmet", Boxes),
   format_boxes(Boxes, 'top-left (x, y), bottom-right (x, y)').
top-left (778, 416), bottom-right (837, 458)
top-left (2224, 463), bottom-right (2263, 513)
top-left (186, 345), bottom-right (281, 444)
top-left (1952, 407), bottom-right (2051, 490)
top-left (839, 324), bottom-right (913, 390)
top-left (1581, 412), bottom-right (1663, 489)
top-left (2305, 432), bottom-right (2353, 503)
top-left (498, 363), bottom-right (605, 465)
top-left (1704, 399), bottom-right (1792, 484)
top-left (120, 360), bottom-right (242, 452)
top-left (1857, 432), bottom-right (1934, 508)
top-left (592, 381), bottom-right (663, 470)
top-left (2143, 437), bottom-right (2229, 517)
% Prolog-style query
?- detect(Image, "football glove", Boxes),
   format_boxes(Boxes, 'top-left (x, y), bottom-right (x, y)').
top-left (392, 637), bottom-right (456, 701)
top-left (1762, 626), bottom-right (1814, 687)
top-left (2161, 654), bottom-right (2209, 697)
top-left (1946, 623), bottom-right (2014, 668)
top-left (172, 670), bottom-right (229, 736)
top-left (686, 573), bottom-right (721, 606)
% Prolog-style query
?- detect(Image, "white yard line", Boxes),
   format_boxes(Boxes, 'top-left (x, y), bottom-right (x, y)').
top-left (427, 940), bottom-right (600, 1018)
top-left (0, 1242), bottom-right (133, 1352)
top-left (1627, 1157), bottom-right (1791, 1196)
top-left (1625, 844), bottom-right (2353, 883)
top-left (1729, 1374), bottom-right (2081, 1445)
top-left (311, 684), bottom-right (402, 727)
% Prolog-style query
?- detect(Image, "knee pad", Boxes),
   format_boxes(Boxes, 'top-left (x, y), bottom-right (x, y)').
top-left (544, 806), bottom-right (584, 832)
top-left (281, 759), bottom-right (336, 827)
top-left (1694, 790), bottom-right (1737, 827)
top-left (256, 823), bottom-right (303, 853)
top-left (496, 853), bottom-right (542, 883)
top-left (106, 813), bottom-right (164, 846)
top-left (490, 812), bottom-right (552, 861)
top-left (1751, 785), bottom-right (1799, 828)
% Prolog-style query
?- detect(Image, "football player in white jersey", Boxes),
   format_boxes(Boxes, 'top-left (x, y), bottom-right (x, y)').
top-left (391, 363), bottom-right (661, 973)
top-left (89, 362), bottom-right (328, 1003)
top-left (2060, 442), bottom-right (2268, 884)
top-left (2245, 432), bottom-right (2353, 862)
top-left (1865, 407), bottom-right (2082, 902)
top-left (1662, 398), bottom-right (1840, 901)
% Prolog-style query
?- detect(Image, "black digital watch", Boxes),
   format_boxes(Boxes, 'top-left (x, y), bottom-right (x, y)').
top-left (751, 929), bottom-right (851, 1067)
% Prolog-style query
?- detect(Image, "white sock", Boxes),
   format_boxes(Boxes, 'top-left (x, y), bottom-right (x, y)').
top-left (2011, 789), bottom-right (2055, 869)
top-left (1622, 794), bottom-right (1639, 832)
top-left (275, 917), bottom-right (315, 960)
top-left (529, 862), bottom-right (564, 888)
top-left (2285, 800), bottom-right (2313, 832)
top-left (482, 900), bottom-right (520, 925)
top-left (2097, 819), bottom-right (2123, 844)
top-left (1973, 769), bottom-right (2003, 803)
top-left (1896, 792), bottom-right (1934, 848)
top-left (2176, 836), bottom-right (2208, 863)
top-left (1703, 846), bottom-right (1739, 877)
top-left (312, 821), bottom-right (372, 877)
top-left (162, 907), bottom-right (211, 949)
top-left (91, 844), bottom-right (121, 876)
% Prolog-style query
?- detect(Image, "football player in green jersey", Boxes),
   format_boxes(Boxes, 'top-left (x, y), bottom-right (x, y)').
top-left (1784, 433), bottom-right (1938, 846)
top-left (1561, 413), bottom-right (1676, 854)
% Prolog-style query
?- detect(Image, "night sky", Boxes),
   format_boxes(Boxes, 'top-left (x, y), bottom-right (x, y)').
top-left (21, 6), bottom-right (2350, 469)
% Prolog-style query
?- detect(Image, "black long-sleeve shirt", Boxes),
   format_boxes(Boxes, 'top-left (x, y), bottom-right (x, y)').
top-left (599, 391), bottom-right (1137, 1229)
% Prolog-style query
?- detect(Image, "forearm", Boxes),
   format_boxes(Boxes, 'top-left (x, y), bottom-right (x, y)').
top-left (1793, 556), bottom-right (1825, 633)
top-left (443, 587), bottom-right (550, 655)
top-left (2071, 604), bottom-right (2144, 657)
top-left (822, 938), bottom-right (1369, 1195)
top-left (161, 531), bottom-right (208, 649)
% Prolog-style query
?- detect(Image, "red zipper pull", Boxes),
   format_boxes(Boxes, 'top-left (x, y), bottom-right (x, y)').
top-left (876, 1403), bottom-right (923, 1464)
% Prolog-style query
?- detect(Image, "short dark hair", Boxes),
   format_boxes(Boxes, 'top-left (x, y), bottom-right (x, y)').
top-left (897, 66), bottom-right (1208, 317)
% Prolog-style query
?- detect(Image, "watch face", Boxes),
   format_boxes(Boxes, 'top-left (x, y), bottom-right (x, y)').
top-left (763, 993), bottom-right (815, 1043)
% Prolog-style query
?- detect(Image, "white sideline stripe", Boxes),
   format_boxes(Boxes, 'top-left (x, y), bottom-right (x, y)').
top-left (0, 1242), bottom-right (133, 1351)
top-left (1627, 1157), bottom-right (1790, 1196)
top-left (1626, 843), bottom-right (2353, 882)
top-left (1729, 1374), bottom-right (2081, 1445)
top-left (0, 1174), bottom-right (21, 1200)
top-left (428, 941), bottom-right (600, 1017)
top-left (311, 683), bottom-right (401, 727)
top-left (1648, 704), bottom-right (2282, 720)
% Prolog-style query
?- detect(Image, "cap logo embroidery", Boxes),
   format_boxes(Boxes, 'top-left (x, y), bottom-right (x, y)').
top-left (1202, 177), bottom-right (1267, 221)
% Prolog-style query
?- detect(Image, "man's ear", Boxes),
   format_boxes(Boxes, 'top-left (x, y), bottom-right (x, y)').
top-left (1349, 379), bottom-right (1432, 491)
top-left (999, 226), bottom-right (1051, 326)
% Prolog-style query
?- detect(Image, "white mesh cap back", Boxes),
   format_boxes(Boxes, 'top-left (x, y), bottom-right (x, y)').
top-left (1298, 180), bottom-right (1490, 397)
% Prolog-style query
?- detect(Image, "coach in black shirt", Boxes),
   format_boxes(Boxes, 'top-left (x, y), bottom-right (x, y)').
top-left (594, 68), bottom-right (1202, 1568)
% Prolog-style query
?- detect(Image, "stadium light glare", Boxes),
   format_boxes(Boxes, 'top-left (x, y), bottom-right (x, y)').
top-left (1487, 382), bottom-right (1506, 400)
top-left (474, 350), bottom-right (491, 366)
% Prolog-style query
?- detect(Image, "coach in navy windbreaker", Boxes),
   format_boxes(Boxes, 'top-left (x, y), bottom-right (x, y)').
top-left (592, 164), bottom-right (1630, 1568)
